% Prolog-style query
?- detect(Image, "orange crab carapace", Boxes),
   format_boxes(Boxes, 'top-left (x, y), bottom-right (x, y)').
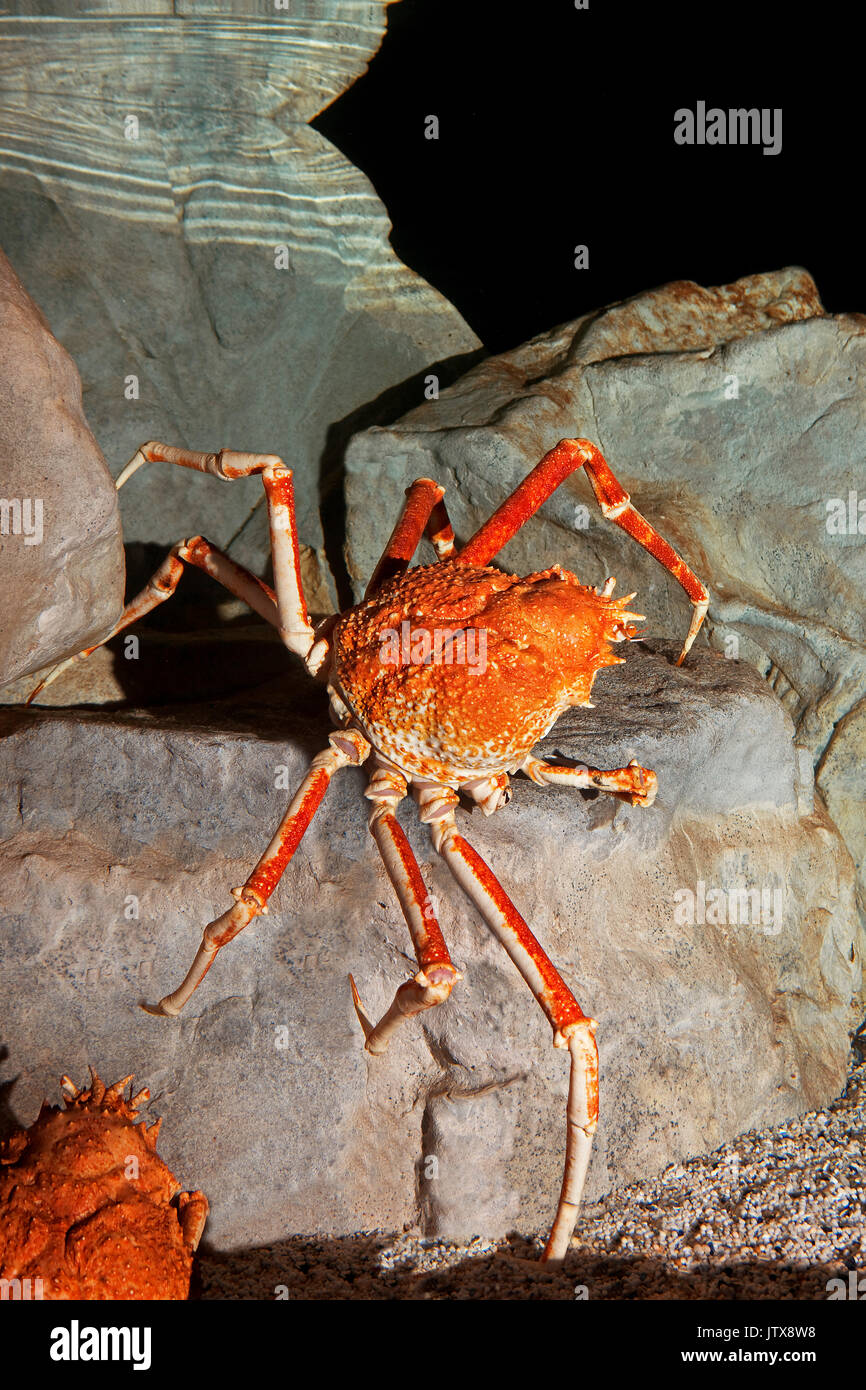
top-left (29, 436), bottom-right (708, 1260)
top-left (0, 1070), bottom-right (207, 1300)
top-left (335, 559), bottom-right (645, 785)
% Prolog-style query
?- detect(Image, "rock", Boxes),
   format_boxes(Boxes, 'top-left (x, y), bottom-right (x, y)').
top-left (0, 642), bottom-right (860, 1248)
top-left (344, 267), bottom-right (866, 925)
top-left (0, 7), bottom-right (479, 590)
top-left (0, 247), bottom-right (124, 686)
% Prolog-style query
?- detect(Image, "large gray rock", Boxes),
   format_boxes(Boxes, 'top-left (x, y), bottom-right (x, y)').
top-left (0, 247), bottom-right (124, 685)
top-left (0, 7), bottom-right (479, 588)
top-left (0, 643), bottom-right (861, 1248)
top-left (344, 268), bottom-right (866, 925)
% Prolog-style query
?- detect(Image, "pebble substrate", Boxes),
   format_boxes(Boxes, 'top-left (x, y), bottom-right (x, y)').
top-left (198, 1051), bottom-right (866, 1300)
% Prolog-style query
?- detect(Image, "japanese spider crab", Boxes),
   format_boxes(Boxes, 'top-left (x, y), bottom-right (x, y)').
top-left (30, 437), bottom-right (708, 1260)
top-left (0, 1069), bottom-right (207, 1299)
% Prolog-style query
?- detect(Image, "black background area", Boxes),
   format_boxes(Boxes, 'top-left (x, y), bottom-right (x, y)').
top-left (314, 0), bottom-right (860, 352)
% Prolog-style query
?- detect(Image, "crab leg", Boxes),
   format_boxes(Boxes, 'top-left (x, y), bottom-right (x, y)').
top-left (351, 771), bottom-right (461, 1052)
top-left (430, 809), bottom-right (598, 1261)
top-left (522, 755), bottom-right (658, 807)
top-left (259, 466), bottom-right (317, 661)
top-left (426, 495), bottom-right (456, 560)
top-left (456, 438), bottom-right (708, 664)
top-left (114, 441), bottom-right (287, 489)
top-left (27, 537), bottom-right (280, 703)
top-left (142, 729), bottom-right (370, 1017)
top-left (118, 441), bottom-right (316, 660)
top-left (365, 478), bottom-right (456, 596)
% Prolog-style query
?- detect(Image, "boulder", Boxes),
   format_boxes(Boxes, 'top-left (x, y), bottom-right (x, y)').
top-left (345, 268), bottom-right (866, 925)
top-left (0, 247), bottom-right (124, 686)
top-left (0, 7), bottom-right (479, 591)
top-left (0, 642), bottom-right (860, 1247)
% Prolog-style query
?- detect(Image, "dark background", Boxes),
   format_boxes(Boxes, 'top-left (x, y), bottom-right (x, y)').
top-left (315, 0), bottom-right (858, 352)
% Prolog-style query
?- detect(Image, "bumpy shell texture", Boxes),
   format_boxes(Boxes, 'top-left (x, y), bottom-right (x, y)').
top-left (0, 1069), bottom-right (207, 1300)
top-left (334, 561), bottom-right (641, 782)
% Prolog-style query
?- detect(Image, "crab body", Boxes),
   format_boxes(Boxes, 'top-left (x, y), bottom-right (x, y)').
top-left (331, 560), bottom-right (641, 787)
top-left (0, 1071), bottom-right (207, 1300)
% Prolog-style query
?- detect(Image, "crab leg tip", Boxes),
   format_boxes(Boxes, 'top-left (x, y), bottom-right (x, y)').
top-left (140, 996), bottom-right (183, 1018)
top-left (348, 974), bottom-right (374, 1043)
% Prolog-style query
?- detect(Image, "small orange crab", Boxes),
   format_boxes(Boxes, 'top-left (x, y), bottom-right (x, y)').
top-left (0, 1070), bottom-right (207, 1299)
top-left (30, 437), bottom-right (707, 1259)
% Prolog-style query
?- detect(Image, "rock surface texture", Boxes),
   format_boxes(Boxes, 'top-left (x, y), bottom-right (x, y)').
top-left (0, 248), bottom-right (124, 685)
top-left (0, 643), bottom-right (861, 1248)
top-left (0, 4), bottom-right (479, 587)
top-left (345, 268), bottom-right (866, 924)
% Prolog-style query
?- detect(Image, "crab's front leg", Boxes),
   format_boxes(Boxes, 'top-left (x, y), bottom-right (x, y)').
top-left (522, 755), bottom-right (658, 806)
top-left (143, 730), bottom-right (370, 1016)
top-left (427, 803), bottom-right (599, 1262)
top-left (456, 438), bottom-right (709, 664)
top-left (365, 477), bottom-right (457, 597)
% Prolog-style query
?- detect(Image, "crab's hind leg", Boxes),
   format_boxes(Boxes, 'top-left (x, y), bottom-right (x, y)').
top-left (429, 804), bottom-right (598, 1261)
top-left (120, 443), bottom-right (316, 661)
top-left (350, 767), bottom-right (461, 1051)
top-left (456, 438), bottom-right (708, 664)
top-left (144, 729), bottom-right (371, 1017)
top-left (27, 537), bottom-right (281, 703)
top-left (29, 443), bottom-right (319, 701)
top-left (365, 479), bottom-right (456, 596)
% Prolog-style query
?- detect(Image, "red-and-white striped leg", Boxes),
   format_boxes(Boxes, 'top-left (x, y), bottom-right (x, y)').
top-left (114, 442), bottom-right (317, 667)
top-left (143, 729), bottom-right (371, 1017)
top-left (457, 438), bottom-right (709, 664)
top-left (522, 754), bottom-right (658, 807)
top-left (114, 441), bottom-right (287, 490)
top-left (426, 494), bottom-right (456, 559)
top-left (350, 769), bottom-right (461, 1053)
top-left (260, 466), bottom-right (317, 663)
top-left (26, 537), bottom-right (280, 703)
top-left (365, 478), bottom-right (450, 596)
top-left (431, 808), bottom-right (598, 1261)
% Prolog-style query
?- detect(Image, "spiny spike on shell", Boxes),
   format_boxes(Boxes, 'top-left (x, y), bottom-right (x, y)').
top-left (104, 1074), bottom-right (134, 1102)
top-left (62, 1070), bottom-right (151, 1124)
top-left (88, 1066), bottom-right (106, 1104)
